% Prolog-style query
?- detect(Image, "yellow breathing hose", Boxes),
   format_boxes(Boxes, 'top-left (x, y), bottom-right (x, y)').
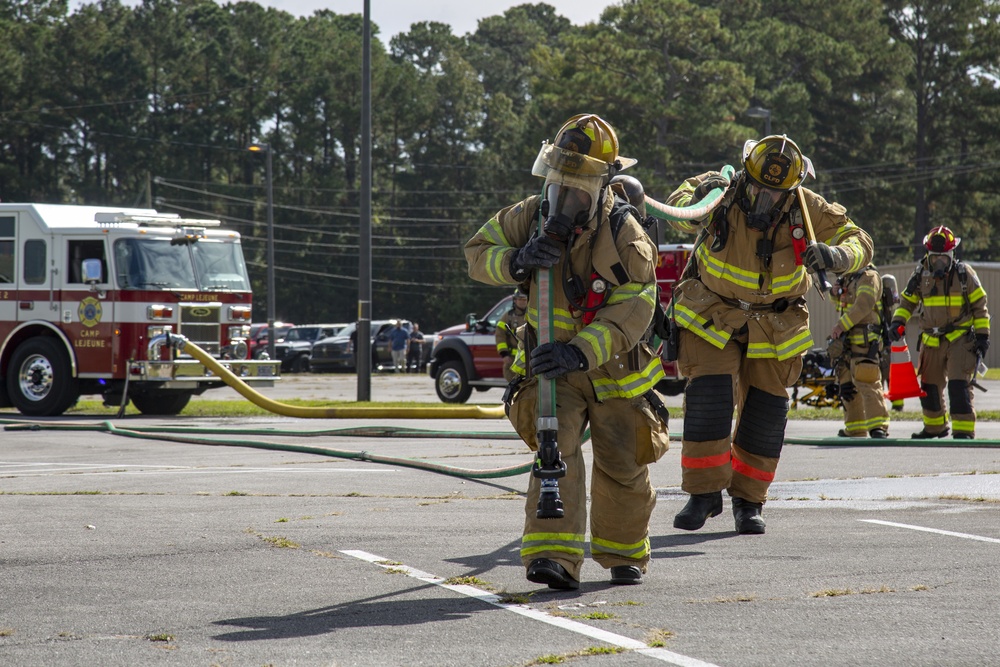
top-left (168, 333), bottom-right (506, 420)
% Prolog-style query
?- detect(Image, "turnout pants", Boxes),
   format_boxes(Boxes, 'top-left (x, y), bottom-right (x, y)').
top-left (836, 348), bottom-right (889, 436)
top-left (917, 337), bottom-right (978, 437)
top-left (677, 328), bottom-right (802, 504)
top-left (510, 372), bottom-right (663, 581)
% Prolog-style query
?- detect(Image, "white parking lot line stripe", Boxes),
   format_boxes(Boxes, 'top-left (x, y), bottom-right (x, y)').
top-left (861, 519), bottom-right (1000, 543)
top-left (341, 549), bottom-right (720, 667)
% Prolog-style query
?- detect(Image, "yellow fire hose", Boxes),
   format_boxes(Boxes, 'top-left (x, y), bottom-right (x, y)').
top-left (163, 333), bottom-right (505, 419)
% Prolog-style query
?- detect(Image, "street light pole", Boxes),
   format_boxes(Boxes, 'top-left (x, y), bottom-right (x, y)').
top-left (745, 106), bottom-right (772, 136)
top-left (249, 143), bottom-right (276, 361)
top-left (357, 0), bottom-right (373, 401)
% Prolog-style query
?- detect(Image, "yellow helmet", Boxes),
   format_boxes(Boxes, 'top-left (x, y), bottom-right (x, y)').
top-left (553, 114), bottom-right (635, 169)
top-left (742, 135), bottom-right (813, 190)
top-left (531, 114), bottom-right (636, 226)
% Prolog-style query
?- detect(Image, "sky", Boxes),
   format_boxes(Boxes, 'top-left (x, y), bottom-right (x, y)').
top-left (240, 1), bottom-right (611, 41)
top-left (70, 1), bottom-right (613, 44)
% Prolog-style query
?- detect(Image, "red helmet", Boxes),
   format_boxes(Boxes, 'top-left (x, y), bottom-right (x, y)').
top-left (923, 226), bottom-right (960, 253)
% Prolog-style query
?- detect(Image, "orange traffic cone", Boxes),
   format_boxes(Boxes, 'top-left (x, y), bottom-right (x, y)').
top-left (885, 340), bottom-right (926, 401)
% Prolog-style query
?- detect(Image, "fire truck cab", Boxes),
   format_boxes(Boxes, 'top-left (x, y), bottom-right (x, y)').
top-left (0, 204), bottom-right (279, 416)
top-left (654, 243), bottom-right (692, 395)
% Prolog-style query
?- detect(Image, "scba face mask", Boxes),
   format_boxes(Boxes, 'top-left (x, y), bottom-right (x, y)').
top-left (542, 182), bottom-right (595, 240)
top-left (743, 181), bottom-right (787, 230)
top-left (928, 252), bottom-right (953, 278)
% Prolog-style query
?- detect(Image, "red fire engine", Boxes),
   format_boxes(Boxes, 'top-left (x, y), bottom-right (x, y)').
top-left (654, 243), bottom-right (692, 395)
top-left (0, 204), bottom-right (279, 417)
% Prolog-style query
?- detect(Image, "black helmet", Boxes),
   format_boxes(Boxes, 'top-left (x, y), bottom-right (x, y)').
top-left (610, 174), bottom-right (646, 211)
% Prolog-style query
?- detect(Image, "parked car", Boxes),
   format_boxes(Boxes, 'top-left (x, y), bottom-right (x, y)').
top-left (310, 319), bottom-right (418, 372)
top-left (428, 295), bottom-right (513, 403)
top-left (273, 323), bottom-right (348, 373)
top-left (248, 321), bottom-right (294, 359)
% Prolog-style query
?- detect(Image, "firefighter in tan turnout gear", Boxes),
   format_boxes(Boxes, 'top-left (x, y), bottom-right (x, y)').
top-left (496, 287), bottom-right (528, 382)
top-left (828, 266), bottom-right (890, 438)
top-left (890, 226), bottom-right (990, 439)
top-left (664, 135), bottom-right (873, 534)
top-left (465, 114), bottom-right (669, 589)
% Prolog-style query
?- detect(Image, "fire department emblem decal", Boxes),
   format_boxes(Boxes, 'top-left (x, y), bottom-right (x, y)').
top-left (78, 297), bottom-right (103, 328)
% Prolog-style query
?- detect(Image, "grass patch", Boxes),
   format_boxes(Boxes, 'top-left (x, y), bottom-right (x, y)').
top-left (260, 536), bottom-right (299, 549)
top-left (497, 592), bottom-right (531, 605)
top-left (811, 588), bottom-right (854, 597)
top-left (443, 575), bottom-right (496, 591)
top-left (646, 628), bottom-right (675, 647)
top-left (59, 398), bottom-right (489, 418)
top-left (574, 611), bottom-right (615, 620)
top-left (146, 633), bottom-right (174, 642)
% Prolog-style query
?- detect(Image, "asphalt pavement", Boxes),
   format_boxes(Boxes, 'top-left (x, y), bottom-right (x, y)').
top-left (2, 373), bottom-right (1000, 667)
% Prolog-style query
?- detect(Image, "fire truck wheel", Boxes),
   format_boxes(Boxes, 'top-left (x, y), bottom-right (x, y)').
top-left (435, 360), bottom-right (473, 403)
top-left (130, 392), bottom-right (192, 416)
top-left (7, 337), bottom-right (80, 417)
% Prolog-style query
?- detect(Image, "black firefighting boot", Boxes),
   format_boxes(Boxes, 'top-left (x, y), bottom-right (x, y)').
top-left (911, 427), bottom-right (949, 439)
top-left (732, 497), bottom-right (766, 535)
top-left (673, 491), bottom-right (723, 531)
top-left (869, 429), bottom-right (887, 439)
top-left (526, 558), bottom-right (579, 590)
top-left (609, 566), bottom-right (642, 585)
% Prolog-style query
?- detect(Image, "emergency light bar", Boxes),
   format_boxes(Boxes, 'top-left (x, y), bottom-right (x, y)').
top-left (94, 212), bottom-right (222, 228)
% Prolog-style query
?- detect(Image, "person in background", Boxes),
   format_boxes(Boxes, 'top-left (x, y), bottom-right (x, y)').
top-left (827, 265), bottom-right (890, 438)
top-left (496, 287), bottom-right (528, 382)
top-left (388, 321), bottom-right (410, 373)
top-left (406, 323), bottom-right (425, 373)
top-left (890, 226), bottom-right (990, 439)
top-left (662, 134), bottom-right (873, 534)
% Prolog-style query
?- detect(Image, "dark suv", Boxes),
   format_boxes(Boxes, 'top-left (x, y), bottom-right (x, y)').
top-left (311, 319), bottom-right (424, 372)
top-left (428, 295), bottom-right (513, 402)
top-left (273, 323), bottom-right (347, 373)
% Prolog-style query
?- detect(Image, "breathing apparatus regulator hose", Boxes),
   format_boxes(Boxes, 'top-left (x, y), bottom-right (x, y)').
top-left (644, 164), bottom-right (737, 222)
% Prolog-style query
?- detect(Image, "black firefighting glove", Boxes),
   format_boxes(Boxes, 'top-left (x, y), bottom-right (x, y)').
top-left (974, 334), bottom-right (990, 358)
top-left (888, 320), bottom-right (906, 343)
top-left (839, 382), bottom-right (857, 403)
top-left (692, 174), bottom-right (730, 202)
top-left (530, 342), bottom-right (588, 380)
top-left (802, 242), bottom-right (850, 274)
top-left (510, 235), bottom-right (562, 281)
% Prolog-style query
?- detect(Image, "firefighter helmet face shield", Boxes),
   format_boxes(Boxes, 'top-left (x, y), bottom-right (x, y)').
top-left (532, 144), bottom-right (611, 237)
top-left (532, 114), bottom-right (636, 238)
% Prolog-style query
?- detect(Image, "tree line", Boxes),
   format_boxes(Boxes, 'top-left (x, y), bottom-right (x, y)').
top-left (1, 0), bottom-right (998, 332)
